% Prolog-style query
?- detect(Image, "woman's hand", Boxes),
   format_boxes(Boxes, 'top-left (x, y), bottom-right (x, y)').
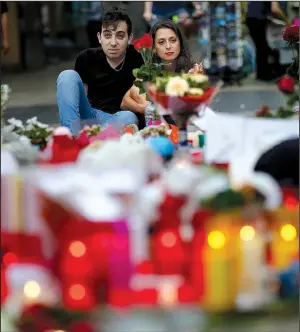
top-left (188, 62), bottom-right (205, 74)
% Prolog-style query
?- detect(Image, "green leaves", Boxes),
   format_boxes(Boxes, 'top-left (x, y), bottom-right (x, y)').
top-left (201, 189), bottom-right (247, 212)
top-left (132, 68), bottom-right (139, 78)
top-left (286, 55), bottom-right (299, 81)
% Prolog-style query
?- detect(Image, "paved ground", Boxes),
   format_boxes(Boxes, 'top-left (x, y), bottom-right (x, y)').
top-left (95, 307), bottom-right (299, 332)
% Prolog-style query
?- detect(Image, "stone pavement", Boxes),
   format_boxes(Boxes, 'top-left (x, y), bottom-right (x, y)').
top-left (2, 57), bottom-right (285, 126)
top-left (95, 308), bottom-right (298, 332)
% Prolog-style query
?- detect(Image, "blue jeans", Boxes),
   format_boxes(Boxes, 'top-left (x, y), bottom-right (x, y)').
top-left (56, 70), bottom-right (138, 134)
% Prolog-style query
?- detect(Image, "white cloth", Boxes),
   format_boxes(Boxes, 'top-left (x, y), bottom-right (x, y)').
top-left (191, 107), bottom-right (216, 132)
top-left (1, 149), bottom-right (19, 175)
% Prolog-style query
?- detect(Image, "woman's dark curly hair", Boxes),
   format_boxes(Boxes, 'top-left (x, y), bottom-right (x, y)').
top-left (150, 20), bottom-right (194, 73)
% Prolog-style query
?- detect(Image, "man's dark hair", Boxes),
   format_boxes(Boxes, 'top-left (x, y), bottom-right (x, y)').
top-left (99, 6), bottom-right (132, 36)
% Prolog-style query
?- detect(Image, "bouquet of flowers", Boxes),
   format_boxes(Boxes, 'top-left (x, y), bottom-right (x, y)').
top-left (152, 73), bottom-right (214, 100)
top-left (132, 33), bottom-right (163, 94)
top-left (146, 73), bottom-right (217, 146)
top-left (79, 124), bottom-right (102, 138)
top-left (5, 117), bottom-right (53, 149)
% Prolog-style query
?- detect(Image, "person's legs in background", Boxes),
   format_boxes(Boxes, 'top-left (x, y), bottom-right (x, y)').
top-left (246, 18), bottom-right (275, 80)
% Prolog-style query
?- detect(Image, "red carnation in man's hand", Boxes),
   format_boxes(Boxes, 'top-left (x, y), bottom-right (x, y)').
top-left (133, 34), bottom-right (153, 50)
top-left (277, 75), bottom-right (295, 94)
top-left (133, 39), bottom-right (143, 50)
top-left (140, 33), bottom-right (153, 48)
top-left (283, 25), bottom-right (299, 43)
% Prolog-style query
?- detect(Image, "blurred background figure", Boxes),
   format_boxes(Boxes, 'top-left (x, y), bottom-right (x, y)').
top-left (246, 1), bottom-right (289, 81)
top-left (85, 2), bottom-right (103, 48)
top-left (1, 0), bottom-right (9, 54)
top-left (143, 1), bottom-right (204, 35)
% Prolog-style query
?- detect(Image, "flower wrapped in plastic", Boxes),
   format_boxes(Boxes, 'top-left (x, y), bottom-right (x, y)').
top-left (147, 73), bottom-right (221, 147)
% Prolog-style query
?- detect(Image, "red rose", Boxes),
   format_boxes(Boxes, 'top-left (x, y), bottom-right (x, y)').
top-left (70, 321), bottom-right (95, 332)
top-left (277, 75), bottom-right (295, 94)
top-left (140, 33), bottom-right (153, 48)
top-left (283, 25), bottom-right (299, 42)
top-left (133, 39), bottom-right (143, 50)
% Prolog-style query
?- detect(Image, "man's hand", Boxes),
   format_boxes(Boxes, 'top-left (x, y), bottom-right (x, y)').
top-left (137, 100), bottom-right (150, 114)
top-left (121, 86), bottom-right (150, 114)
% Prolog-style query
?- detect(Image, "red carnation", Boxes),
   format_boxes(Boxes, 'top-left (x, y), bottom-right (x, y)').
top-left (277, 75), bottom-right (295, 94)
top-left (140, 33), bottom-right (153, 48)
top-left (133, 39), bottom-right (143, 50)
top-left (133, 34), bottom-right (153, 51)
top-left (70, 321), bottom-right (95, 332)
top-left (255, 105), bottom-right (271, 117)
top-left (283, 25), bottom-right (299, 43)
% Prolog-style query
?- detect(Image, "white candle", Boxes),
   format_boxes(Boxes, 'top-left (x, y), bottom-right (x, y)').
top-left (236, 228), bottom-right (268, 310)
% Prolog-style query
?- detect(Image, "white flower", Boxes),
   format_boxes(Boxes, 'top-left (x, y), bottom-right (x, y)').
top-left (3, 124), bottom-right (15, 133)
top-left (7, 118), bottom-right (24, 129)
top-left (37, 122), bottom-right (49, 129)
top-left (188, 88), bottom-right (204, 96)
top-left (19, 135), bottom-right (31, 145)
top-left (1, 84), bottom-right (11, 94)
top-left (26, 116), bottom-right (38, 124)
top-left (1, 84), bottom-right (11, 110)
top-left (26, 117), bottom-right (49, 129)
top-left (188, 74), bottom-right (209, 84)
top-left (165, 76), bottom-right (189, 97)
top-left (25, 123), bottom-right (34, 131)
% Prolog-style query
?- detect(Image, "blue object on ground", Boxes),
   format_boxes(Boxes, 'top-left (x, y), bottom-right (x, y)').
top-left (146, 136), bottom-right (175, 157)
top-left (278, 261), bottom-right (299, 299)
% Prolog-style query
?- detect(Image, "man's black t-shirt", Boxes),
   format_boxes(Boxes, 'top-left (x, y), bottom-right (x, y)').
top-left (75, 45), bottom-right (144, 115)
